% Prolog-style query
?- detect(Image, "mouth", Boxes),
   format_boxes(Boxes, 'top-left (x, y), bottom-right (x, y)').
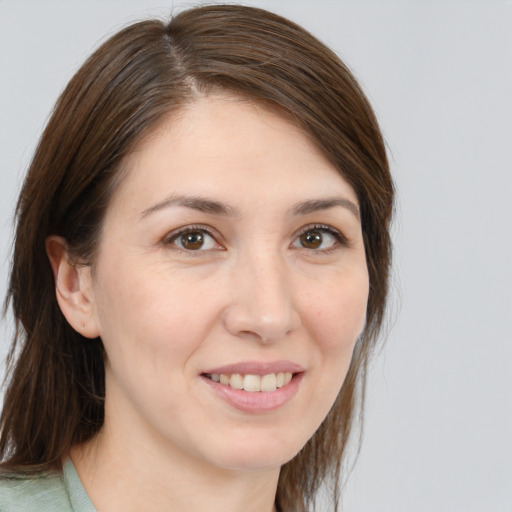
top-left (200, 360), bottom-right (304, 393)
top-left (200, 363), bottom-right (305, 413)
top-left (202, 371), bottom-right (295, 392)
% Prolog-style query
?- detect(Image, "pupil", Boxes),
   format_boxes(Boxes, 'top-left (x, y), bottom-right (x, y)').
top-left (301, 231), bottom-right (322, 249)
top-left (182, 232), bottom-right (204, 250)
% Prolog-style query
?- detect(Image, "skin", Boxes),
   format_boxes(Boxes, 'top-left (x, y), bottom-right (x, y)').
top-left (47, 93), bottom-right (369, 512)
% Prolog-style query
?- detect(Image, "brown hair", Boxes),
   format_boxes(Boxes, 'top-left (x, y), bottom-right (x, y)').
top-left (0, 5), bottom-right (393, 511)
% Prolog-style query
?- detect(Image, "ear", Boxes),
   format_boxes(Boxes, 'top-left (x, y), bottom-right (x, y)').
top-left (46, 235), bottom-right (100, 339)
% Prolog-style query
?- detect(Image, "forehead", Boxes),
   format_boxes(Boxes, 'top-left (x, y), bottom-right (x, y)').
top-left (109, 93), bottom-right (358, 215)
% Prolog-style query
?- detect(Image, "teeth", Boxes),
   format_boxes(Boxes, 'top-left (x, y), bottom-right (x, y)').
top-left (243, 375), bottom-right (261, 392)
top-left (260, 373), bottom-right (277, 392)
top-left (208, 372), bottom-right (295, 392)
top-left (230, 374), bottom-right (244, 390)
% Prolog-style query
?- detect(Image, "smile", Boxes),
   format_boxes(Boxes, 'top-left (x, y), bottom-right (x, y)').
top-left (204, 372), bottom-right (294, 392)
top-left (201, 369), bottom-right (304, 413)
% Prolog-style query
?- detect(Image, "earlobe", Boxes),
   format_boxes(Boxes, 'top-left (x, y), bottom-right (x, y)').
top-left (45, 235), bottom-right (100, 339)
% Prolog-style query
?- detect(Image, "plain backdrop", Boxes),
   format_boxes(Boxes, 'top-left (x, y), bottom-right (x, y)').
top-left (1, 1), bottom-right (511, 511)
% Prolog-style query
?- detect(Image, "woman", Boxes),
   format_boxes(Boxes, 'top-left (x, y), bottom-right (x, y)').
top-left (0, 4), bottom-right (393, 511)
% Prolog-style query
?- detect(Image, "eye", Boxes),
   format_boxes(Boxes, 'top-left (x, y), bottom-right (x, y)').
top-left (291, 225), bottom-right (345, 251)
top-left (166, 227), bottom-right (221, 251)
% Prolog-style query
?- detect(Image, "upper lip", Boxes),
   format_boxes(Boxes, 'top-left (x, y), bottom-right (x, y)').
top-left (202, 360), bottom-right (305, 376)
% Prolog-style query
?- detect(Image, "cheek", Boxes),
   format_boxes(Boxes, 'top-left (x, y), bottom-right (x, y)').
top-left (288, 271), bottom-right (369, 447)
top-left (91, 266), bottom-right (217, 430)
top-left (305, 271), bottom-right (370, 354)
top-left (92, 260), bottom-right (222, 366)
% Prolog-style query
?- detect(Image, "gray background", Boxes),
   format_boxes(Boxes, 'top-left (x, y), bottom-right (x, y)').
top-left (1, 1), bottom-right (511, 511)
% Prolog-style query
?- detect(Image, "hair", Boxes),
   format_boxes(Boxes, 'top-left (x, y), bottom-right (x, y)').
top-left (0, 4), bottom-right (393, 511)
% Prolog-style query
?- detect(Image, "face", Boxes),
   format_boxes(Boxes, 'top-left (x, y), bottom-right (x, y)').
top-left (85, 94), bottom-right (369, 472)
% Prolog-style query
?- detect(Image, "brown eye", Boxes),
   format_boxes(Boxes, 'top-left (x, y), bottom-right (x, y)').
top-left (168, 228), bottom-right (219, 251)
top-left (180, 231), bottom-right (205, 250)
top-left (292, 226), bottom-right (340, 251)
top-left (299, 231), bottom-right (323, 249)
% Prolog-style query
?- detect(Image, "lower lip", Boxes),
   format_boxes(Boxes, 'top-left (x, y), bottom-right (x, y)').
top-left (201, 373), bottom-right (304, 413)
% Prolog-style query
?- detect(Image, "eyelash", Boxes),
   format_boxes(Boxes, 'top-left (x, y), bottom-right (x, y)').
top-left (163, 223), bottom-right (347, 253)
top-left (163, 224), bottom-right (221, 252)
top-left (294, 223), bottom-right (348, 252)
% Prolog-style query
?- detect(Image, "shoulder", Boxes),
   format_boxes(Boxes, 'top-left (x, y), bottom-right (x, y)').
top-left (0, 470), bottom-right (73, 512)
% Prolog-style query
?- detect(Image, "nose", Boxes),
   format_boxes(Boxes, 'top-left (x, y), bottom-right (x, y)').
top-left (222, 250), bottom-right (301, 344)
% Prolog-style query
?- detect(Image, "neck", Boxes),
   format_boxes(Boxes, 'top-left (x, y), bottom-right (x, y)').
top-left (71, 423), bottom-right (280, 512)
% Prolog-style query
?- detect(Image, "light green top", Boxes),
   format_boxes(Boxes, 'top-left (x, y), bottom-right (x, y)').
top-left (0, 458), bottom-right (96, 511)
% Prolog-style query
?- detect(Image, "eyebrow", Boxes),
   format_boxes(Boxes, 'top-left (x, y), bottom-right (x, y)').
top-left (290, 198), bottom-right (360, 220)
top-left (140, 195), bottom-right (240, 219)
top-left (140, 194), bottom-right (360, 220)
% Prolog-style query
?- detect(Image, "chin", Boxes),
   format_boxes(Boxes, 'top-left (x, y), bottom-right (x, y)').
top-left (206, 429), bottom-right (308, 472)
